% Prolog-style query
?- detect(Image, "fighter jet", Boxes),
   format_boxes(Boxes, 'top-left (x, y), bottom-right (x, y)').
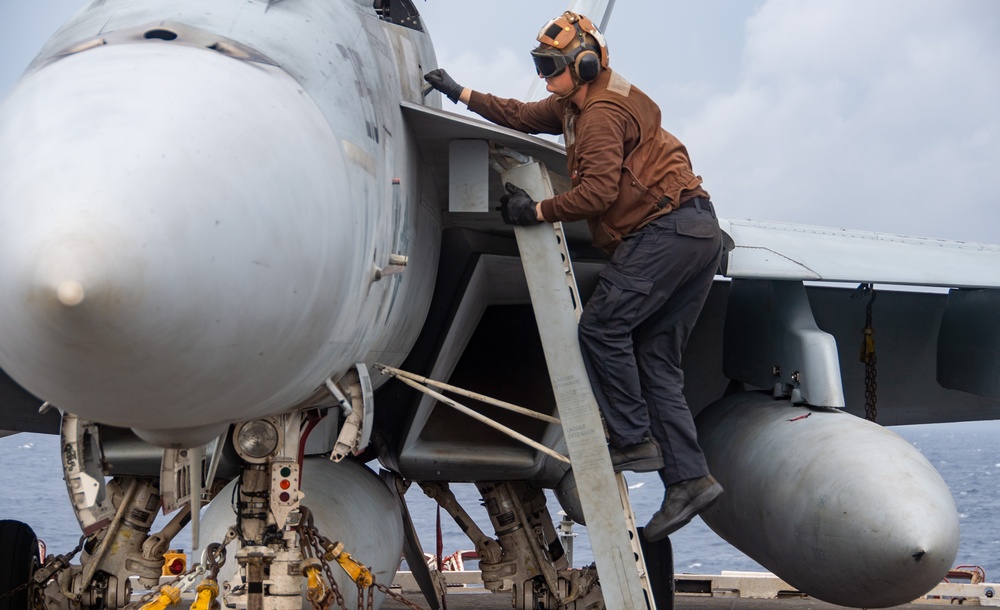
top-left (1, 1), bottom-right (998, 609)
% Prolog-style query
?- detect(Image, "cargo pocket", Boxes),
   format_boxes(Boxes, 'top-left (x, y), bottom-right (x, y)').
top-left (592, 264), bottom-right (654, 326)
top-left (675, 218), bottom-right (718, 239)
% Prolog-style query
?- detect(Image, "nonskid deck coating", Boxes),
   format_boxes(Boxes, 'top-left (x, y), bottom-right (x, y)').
top-left (380, 593), bottom-right (930, 610)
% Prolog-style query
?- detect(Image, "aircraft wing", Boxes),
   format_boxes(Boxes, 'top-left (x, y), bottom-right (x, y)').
top-left (722, 218), bottom-right (1000, 289)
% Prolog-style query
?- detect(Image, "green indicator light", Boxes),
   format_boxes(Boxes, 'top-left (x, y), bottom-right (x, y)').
top-left (280, 466), bottom-right (292, 477)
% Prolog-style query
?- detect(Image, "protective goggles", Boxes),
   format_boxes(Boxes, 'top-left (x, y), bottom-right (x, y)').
top-left (531, 49), bottom-right (572, 78)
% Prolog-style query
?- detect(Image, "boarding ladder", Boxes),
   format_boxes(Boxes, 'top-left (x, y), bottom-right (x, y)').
top-left (498, 155), bottom-right (657, 610)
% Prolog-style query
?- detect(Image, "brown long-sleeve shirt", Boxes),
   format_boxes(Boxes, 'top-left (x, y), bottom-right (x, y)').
top-left (468, 69), bottom-right (707, 252)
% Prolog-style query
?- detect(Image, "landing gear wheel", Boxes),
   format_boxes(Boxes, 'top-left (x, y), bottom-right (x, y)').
top-left (638, 527), bottom-right (674, 610)
top-left (0, 520), bottom-right (40, 610)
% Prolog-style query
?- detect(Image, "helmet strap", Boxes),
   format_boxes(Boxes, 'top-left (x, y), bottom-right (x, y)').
top-left (556, 77), bottom-right (583, 101)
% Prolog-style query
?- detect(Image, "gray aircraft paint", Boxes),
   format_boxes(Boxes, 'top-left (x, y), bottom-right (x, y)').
top-left (0, 0), bottom-right (441, 445)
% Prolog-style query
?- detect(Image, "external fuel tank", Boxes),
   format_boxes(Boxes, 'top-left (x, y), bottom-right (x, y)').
top-left (696, 392), bottom-right (959, 607)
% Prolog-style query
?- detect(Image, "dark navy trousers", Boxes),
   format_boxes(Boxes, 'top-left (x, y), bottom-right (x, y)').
top-left (578, 200), bottom-right (722, 487)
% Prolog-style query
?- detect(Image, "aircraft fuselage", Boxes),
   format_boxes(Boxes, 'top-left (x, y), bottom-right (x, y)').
top-left (0, 0), bottom-right (441, 446)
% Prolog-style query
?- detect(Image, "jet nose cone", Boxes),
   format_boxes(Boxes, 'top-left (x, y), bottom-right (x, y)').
top-left (56, 281), bottom-right (86, 307)
top-left (26, 228), bottom-right (140, 314)
top-left (0, 42), bottom-right (355, 432)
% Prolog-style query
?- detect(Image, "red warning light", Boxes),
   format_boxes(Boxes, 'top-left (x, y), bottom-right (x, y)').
top-left (162, 550), bottom-right (187, 576)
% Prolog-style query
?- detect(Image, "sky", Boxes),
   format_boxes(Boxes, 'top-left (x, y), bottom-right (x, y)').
top-left (2, 0), bottom-right (998, 245)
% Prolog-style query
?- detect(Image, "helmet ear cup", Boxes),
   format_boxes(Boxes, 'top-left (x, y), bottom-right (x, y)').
top-left (574, 47), bottom-right (601, 83)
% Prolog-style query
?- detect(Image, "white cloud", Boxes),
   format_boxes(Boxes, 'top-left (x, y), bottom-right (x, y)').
top-left (441, 47), bottom-right (535, 107)
top-left (684, 0), bottom-right (1000, 243)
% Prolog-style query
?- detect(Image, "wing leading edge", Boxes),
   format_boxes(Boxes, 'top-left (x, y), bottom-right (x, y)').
top-left (721, 218), bottom-right (1000, 289)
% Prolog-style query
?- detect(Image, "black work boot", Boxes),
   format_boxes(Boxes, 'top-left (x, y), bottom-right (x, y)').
top-left (644, 475), bottom-right (723, 541)
top-left (608, 438), bottom-right (664, 473)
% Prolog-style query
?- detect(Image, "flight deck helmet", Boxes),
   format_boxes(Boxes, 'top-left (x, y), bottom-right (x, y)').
top-left (531, 12), bottom-right (609, 84)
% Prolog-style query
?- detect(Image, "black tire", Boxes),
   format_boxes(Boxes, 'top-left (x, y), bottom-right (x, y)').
top-left (638, 527), bottom-right (674, 610)
top-left (0, 520), bottom-right (40, 610)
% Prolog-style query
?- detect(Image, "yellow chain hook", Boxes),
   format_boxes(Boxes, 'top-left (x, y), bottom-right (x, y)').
top-left (324, 542), bottom-right (374, 589)
top-left (139, 586), bottom-right (181, 610)
top-left (859, 327), bottom-right (875, 361)
top-left (300, 557), bottom-right (328, 603)
top-left (189, 579), bottom-right (219, 610)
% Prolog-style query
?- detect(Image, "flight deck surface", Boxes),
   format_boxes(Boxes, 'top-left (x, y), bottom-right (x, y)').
top-left (381, 593), bottom-right (930, 610)
top-left (379, 568), bottom-right (996, 609)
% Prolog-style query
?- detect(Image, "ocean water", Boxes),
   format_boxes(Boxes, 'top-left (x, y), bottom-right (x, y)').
top-left (1, 420), bottom-right (998, 580)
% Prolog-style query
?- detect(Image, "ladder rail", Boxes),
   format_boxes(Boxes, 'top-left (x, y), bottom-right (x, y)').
top-left (556, 209), bottom-right (658, 610)
top-left (499, 157), bottom-right (657, 610)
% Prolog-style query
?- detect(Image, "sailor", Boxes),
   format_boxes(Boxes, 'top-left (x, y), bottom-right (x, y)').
top-left (424, 11), bottom-right (723, 541)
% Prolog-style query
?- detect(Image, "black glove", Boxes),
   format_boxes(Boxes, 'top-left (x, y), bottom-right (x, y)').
top-left (498, 182), bottom-right (541, 226)
top-left (424, 69), bottom-right (464, 103)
